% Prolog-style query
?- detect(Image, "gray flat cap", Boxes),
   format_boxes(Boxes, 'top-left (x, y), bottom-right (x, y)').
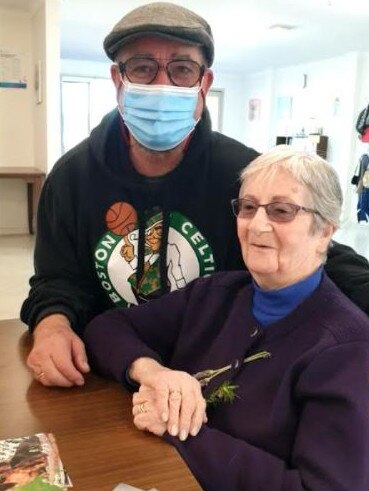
top-left (103, 2), bottom-right (214, 66)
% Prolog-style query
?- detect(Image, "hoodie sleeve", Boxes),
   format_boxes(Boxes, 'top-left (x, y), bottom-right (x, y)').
top-left (165, 342), bottom-right (369, 491)
top-left (83, 284), bottom-right (194, 384)
top-left (325, 241), bottom-right (369, 315)
top-left (20, 177), bottom-right (102, 334)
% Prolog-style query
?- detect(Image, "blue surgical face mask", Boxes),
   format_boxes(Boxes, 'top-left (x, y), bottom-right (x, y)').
top-left (119, 81), bottom-right (200, 152)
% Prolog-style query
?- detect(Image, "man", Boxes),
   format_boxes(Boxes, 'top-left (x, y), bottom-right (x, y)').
top-left (21, 2), bottom-right (369, 388)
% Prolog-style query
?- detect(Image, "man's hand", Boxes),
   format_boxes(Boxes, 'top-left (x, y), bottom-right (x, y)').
top-left (129, 358), bottom-right (207, 441)
top-left (27, 314), bottom-right (90, 387)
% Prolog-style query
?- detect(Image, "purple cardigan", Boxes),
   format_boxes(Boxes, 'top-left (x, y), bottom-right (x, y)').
top-left (84, 272), bottom-right (369, 491)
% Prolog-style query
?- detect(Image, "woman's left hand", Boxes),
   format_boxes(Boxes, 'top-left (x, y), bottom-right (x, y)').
top-left (132, 385), bottom-right (207, 440)
top-left (129, 358), bottom-right (207, 441)
top-left (132, 387), bottom-right (168, 436)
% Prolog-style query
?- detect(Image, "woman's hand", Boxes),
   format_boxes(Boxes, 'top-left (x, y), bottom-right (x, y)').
top-left (129, 358), bottom-right (207, 441)
top-left (132, 387), bottom-right (167, 437)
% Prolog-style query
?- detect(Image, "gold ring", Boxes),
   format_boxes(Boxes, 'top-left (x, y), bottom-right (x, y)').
top-left (138, 402), bottom-right (147, 414)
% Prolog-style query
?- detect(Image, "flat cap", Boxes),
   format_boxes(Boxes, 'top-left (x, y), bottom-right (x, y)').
top-left (103, 2), bottom-right (214, 66)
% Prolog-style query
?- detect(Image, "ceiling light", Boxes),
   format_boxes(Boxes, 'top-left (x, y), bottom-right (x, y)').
top-left (269, 24), bottom-right (296, 33)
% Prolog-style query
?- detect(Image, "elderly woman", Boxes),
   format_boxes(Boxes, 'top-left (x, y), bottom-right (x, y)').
top-left (84, 147), bottom-right (369, 491)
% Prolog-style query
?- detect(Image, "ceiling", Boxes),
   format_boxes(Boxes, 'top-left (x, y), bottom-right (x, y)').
top-left (2, 0), bottom-right (369, 73)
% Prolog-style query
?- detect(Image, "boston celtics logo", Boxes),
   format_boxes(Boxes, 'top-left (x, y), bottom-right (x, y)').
top-left (94, 202), bottom-right (216, 307)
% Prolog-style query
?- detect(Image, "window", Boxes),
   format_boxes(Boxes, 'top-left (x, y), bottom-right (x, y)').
top-left (61, 76), bottom-right (224, 153)
top-left (207, 89), bottom-right (223, 132)
top-left (61, 79), bottom-right (90, 153)
top-left (61, 76), bottom-right (116, 153)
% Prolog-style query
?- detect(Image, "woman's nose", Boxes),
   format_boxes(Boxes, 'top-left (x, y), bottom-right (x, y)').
top-left (248, 207), bottom-right (273, 233)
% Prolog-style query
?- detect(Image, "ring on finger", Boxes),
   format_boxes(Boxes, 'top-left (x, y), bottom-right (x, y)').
top-left (137, 402), bottom-right (147, 414)
top-left (37, 371), bottom-right (45, 380)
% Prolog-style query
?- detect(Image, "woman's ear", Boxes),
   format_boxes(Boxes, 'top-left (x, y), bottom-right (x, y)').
top-left (323, 223), bottom-right (337, 238)
top-left (317, 223), bottom-right (337, 255)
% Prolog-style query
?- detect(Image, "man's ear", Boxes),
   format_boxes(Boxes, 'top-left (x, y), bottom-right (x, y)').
top-left (110, 64), bottom-right (122, 90)
top-left (202, 69), bottom-right (214, 97)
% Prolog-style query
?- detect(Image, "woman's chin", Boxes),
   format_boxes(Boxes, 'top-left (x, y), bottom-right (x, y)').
top-left (245, 259), bottom-right (278, 277)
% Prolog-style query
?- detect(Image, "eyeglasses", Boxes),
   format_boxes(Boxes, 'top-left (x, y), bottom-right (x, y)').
top-left (231, 198), bottom-right (321, 223)
top-left (118, 57), bottom-right (205, 87)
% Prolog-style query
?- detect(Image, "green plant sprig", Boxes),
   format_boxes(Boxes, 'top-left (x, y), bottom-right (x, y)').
top-left (194, 350), bottom-right (271, 388)
top-left (206, 380), bottom-right (239, 407)
top-left (193, 350), bottom-right (272, 408)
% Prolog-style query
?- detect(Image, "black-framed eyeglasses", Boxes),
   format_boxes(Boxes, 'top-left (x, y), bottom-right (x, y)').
top-left (231, 198), bottom-right (321, 223)
top-left (118, 57), bottom-right (205, 87)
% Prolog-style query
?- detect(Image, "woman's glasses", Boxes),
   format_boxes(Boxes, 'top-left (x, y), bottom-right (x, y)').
top-left (231, 198), bottom-right (321, 223)
top-left (118, 57), bottom-right (205, 87)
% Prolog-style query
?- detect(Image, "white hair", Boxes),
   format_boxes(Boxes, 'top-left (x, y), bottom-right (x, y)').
top-left (240, 145), bottom-right (343, 232)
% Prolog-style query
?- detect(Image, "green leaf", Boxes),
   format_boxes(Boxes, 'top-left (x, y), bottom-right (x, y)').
top-left (15, 476), bottom-right (64, 491)
top-left (244, 351), bottom-right (271, 364)
top-left (206, 380), bottom-right (239, 407)
top-left (197, 350), bottom-right (272, 407)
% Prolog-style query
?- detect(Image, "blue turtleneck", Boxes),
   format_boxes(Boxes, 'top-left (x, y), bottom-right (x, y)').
top-left (252, 267), bottom-right (323, 327)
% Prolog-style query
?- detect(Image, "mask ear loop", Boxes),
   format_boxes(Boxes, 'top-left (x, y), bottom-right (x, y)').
top-left (199, 81), bottom-right (207, 120)
top-left (115, 65), bottom-right (127, 117)
top-left (196, 71), bottom-right (207, 119)
top-left (117, 83), bottom-right (124, 118)
top-left (117, 83), bottom-right (136, 149)
top-left (115, 62), bottom-right (126, 88)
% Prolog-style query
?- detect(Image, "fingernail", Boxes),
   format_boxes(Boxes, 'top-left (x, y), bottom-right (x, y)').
top-left (76, 378), bottom-right (84, 386)
top-left (161, 412), bottom-right (168, 422)
top-left (190, 426), bottom-right (199, 437)
top-left (179, 430), bottom-right (188, 441)
top-left (170, 424), bottom-right (178, 436)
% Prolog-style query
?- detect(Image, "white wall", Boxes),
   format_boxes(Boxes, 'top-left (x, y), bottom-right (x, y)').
top-left (0, 8), bottom-right (35, 234)
top-left (0, 1), bottom-right (60, 235)
top-left (61, 58), bottom-right (112, 79)
top-left (243, 70), bottom-right (274, 153)
top-left (32, 4), bottom-right (47, 176)
top-left (31, 0), bottom-right (61, 173)
top-left (44, 0), bottom-right (61, 171)
top-left (243, 52), bottom-right (369, 225)
top-left (212, 71), bottom-right (247, 144)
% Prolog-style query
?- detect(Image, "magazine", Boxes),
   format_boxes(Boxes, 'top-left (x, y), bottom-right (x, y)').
top-left (0, 433), bottom-right (72, 490)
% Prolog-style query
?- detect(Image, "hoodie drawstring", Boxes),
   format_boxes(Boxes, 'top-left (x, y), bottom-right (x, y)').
top-left (159, 209), bottom-right (171, 296)
top-left (136, 207), bottom-right (147, 294)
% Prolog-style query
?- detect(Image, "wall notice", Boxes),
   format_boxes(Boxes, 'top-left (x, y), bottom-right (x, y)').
top-left (0, 49), bottom-right (27, 88)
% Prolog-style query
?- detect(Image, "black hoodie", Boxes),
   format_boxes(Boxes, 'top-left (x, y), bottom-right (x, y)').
top-left (21, 109), bottom-right (369, 333)
top-left (21, 109), bottom-right (257, 333)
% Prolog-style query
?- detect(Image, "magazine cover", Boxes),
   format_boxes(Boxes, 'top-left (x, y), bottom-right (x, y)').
top-left (0, 433), bottom-right (72, 490)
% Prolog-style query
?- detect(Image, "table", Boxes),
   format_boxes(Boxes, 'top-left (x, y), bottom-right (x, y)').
top-left (0, 319), bottom-right (202, 491)
top-left (0, 167), bottom-right (46, 234)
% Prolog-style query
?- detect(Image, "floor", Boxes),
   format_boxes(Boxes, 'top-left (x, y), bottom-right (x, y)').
top-left (0, 224), bottom-right (368, 321)
top-left (0, 235), bottom-right (35, 320)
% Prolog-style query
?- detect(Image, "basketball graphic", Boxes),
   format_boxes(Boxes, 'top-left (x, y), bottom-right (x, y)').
top-left (105, 202), bottom-right (137, 236)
